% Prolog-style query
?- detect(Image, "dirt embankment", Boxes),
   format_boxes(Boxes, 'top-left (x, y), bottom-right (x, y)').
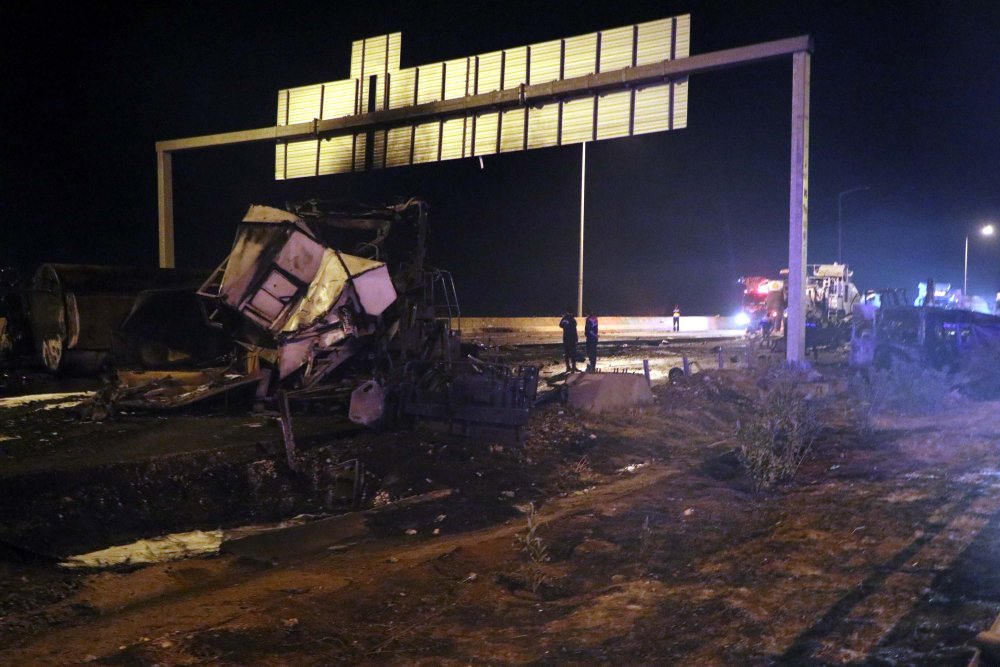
top-left (3, 361), bottom-right (1000, 665)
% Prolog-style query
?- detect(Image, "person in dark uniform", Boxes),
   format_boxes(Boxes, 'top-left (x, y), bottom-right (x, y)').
top-left (584, 310), bottom-right (599, 372)
top-left (673, 305), bottom-right (681, 332)
top-left (559, 309), bottom-right (579, 372)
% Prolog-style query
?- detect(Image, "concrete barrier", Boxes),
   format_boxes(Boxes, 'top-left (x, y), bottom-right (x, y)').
top-left (453, 315), bottom-right (743, 344)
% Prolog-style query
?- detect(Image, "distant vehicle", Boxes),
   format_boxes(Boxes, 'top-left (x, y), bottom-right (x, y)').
top-left (851, 304), bottom-right (1000, 372)
top-left (915, 281), bottom-right (994, 314)
top-left (736, 275), bottom-right (784, 332)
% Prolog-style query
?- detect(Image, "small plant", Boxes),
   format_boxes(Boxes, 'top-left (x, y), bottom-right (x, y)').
top-left (516, 503), bottom-right (550, 593)
top-left (568, 455), bottom-right (596, 481)
top-left (735, 382), bottom-right (821, 494)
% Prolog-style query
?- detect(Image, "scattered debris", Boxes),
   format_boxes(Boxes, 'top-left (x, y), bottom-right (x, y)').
top-left (60, 530), bottom-right (223, 569)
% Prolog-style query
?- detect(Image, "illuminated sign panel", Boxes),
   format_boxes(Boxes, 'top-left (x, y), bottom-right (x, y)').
top-left (275, 15), bottom-right (690, 179)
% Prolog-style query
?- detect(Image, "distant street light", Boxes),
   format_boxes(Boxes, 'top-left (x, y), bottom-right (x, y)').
top-left (964, 223), bottom-right (996, 297)
top-left (837, 186), bottom-right (870, 264)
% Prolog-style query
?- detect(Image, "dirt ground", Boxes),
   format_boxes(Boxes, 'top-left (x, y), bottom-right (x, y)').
top-left (2, 342), bottom-right (1000, 666)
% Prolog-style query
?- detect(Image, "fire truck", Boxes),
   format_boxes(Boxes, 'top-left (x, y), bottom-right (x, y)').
top-left (738, 263), bottom-right (860, 347)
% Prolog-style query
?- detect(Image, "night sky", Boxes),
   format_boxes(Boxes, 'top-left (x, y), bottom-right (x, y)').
top-left (3, 1), bottom-right (998, 317)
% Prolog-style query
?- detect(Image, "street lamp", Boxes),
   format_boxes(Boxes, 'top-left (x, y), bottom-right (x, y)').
top-left (964, 223), bottom-right (996, 297)
top-left (837, 186), bottom-right (870, 264)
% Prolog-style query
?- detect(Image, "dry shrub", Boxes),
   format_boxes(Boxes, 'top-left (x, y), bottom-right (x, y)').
top-left (956, 347), bottom-right (1000, 400)
top-left (735, 380), bottom-right (821, 494)
top-left (852, 358), bottom-right (951, 420)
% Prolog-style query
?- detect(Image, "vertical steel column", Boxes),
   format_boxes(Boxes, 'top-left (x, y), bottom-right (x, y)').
top-left (157, 150), bottom-right (175, 268)
top-left (578, 141), bottom-right (587, 317)
top-left (786, 50), bottom-right (810, 364)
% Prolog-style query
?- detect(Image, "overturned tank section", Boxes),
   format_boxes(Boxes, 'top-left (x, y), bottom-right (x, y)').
top-left (26, 264), bottom-right (210, 373)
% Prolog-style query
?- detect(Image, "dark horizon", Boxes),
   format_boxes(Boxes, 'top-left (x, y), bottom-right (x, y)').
top-left (3, 1), bottom-right (998, 316)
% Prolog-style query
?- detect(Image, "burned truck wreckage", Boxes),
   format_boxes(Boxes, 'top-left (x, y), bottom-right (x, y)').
top-left (194, 197), bottom-right (539, 432)
top-left (4, 199), bottom-right (539, 433)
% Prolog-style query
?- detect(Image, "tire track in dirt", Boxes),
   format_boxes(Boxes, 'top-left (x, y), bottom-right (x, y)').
top-left (779, 470), bottom-right (1000, 664)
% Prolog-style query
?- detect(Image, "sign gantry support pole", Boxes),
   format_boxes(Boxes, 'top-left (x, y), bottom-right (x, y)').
top-left (786, 50), bottom-right (810, 365)
top-left (578, 142), bottom-right (587, 318)
top-left (157, 149), bottom-right (174, 269)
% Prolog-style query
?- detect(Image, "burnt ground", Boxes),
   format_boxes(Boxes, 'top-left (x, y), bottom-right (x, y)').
top-left (2, 342), bottom-right (1000, 665)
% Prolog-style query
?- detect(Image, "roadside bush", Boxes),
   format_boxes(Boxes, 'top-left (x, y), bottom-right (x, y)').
top-left (735, 382), bottom-right (821, 494)
top-left (850, 359), bottom-right (951, 424)
top-left (955, 347), bottom-right (1000, 400)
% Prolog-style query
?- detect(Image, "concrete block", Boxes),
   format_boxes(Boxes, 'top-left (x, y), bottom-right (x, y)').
top-left (565, 373), bottom-right (654, 413)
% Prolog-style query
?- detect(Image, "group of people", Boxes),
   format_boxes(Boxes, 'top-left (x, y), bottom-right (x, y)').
top-left (559, 310), bottom-right (599, 373)
top-left (559, 306), bottom-right (681, 373)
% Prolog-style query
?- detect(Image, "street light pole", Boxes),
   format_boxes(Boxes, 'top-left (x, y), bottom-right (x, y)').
top-left (964, 233), bottom-right (969, 297)
top-left (837, 186), bottom-right (869, 264)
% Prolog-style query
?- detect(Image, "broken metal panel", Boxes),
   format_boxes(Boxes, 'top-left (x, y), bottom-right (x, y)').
top-left (243, 204), bottom-right (302, 225)
top-left (339, 255), bottom-right (396, 316)
top-left (282, 248), bottom-right (350, 332)
top-left (217, 210), bottom-right (327, 330)
top-left (107, 369), bottom-right (270, 410)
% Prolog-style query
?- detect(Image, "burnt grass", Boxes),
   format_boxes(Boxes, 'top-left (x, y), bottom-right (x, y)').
top-left (3, 349), bottom-right (1000, 664)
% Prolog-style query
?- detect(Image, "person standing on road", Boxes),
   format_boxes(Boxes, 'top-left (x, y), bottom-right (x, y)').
top-left (559, 309), bottom-right (579, 373)
top-left (584, 310), bottom-right (599, 372)
top-left (673, 305), bottom-right (681, 332)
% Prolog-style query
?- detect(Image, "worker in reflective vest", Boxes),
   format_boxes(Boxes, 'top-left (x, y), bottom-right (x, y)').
top-left (673, 305), bottom-right (681, 332)
top-left (585, 311), bottom-right (599, 372)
